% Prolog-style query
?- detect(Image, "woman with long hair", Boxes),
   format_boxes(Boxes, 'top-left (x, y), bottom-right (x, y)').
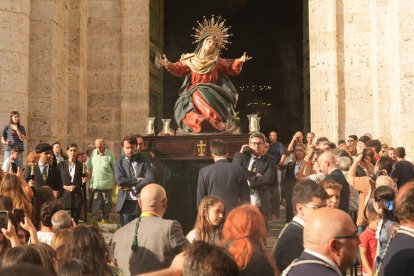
top-left (63, 225), bottom-right (118, 275)
top-left (1, 111), bottom-right (26, 168)
top-left (222, 204), bottom-right (277, 275)
top-left (0, 174), bottom-right (32, 218)
top-left (187, 195), bottom-right (225, 244)
top-left (373, 185), bottom-right (398, 260)
top-left (57, 143), bottom-right (87, 223)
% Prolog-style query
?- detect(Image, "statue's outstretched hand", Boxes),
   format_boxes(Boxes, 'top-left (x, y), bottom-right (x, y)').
top-left (161, 54), bottom-right (171, 67)
top-left (238, 52), bottom-right (252, 62)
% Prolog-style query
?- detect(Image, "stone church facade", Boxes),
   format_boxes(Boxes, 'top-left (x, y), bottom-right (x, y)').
top-left (1, 0), bottom-right (413, 158)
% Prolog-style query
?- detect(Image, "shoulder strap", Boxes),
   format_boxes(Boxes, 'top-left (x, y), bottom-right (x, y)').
top-left (272, 221), bottom-right (304, 257)
top-left (373, 226), bottom-right (411, 276)
top-left (282, 258), bottom-right (332, 276)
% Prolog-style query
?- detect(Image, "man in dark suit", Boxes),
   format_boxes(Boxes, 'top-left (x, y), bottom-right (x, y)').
top-left (115, 135), bottom-right (155, 226)
top-left (24, 143), bottom-right (62, 199)
top-left (273, 179), bottom-right (328, 272)
top-left (197, 139), bottom-right (249, 213)
top-left (284, 208), bottom-right (359, 275)
top-left (317, 151), bottom-right (350, 213)
top-left (379, 181), bottom-right (414, 276)
top-left (232, 132), bottom-right (277, 221)
top-left (111, 183), bottom-right (190, 275)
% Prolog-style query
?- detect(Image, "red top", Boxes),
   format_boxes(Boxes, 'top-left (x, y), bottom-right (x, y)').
top-left (359, 227), bottom-right (378, 273)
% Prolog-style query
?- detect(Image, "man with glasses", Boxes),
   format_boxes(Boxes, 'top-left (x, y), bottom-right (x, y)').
top-left (283, 208), bottom-right (359, 275)
top-left (273, 179), bottom-right (328, 272)
top-left (232, 132), bottom-right (276, 221)
top-left (88, 138), bottom-right (116, 223)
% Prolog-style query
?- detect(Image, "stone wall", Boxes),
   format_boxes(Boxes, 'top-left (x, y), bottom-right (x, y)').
top-left (28, 0), bottom-right (69, 149)
top-left (309, 0), bottom-right (414, 155)
top-left (0, 0), bottom-right (30, 151)
top-left (0, 0), bottom-right (155, 162)
top-left (86, 0), bottom-right (122, 153)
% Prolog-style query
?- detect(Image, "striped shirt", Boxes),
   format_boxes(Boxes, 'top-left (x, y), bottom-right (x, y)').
top-left (2, 125), bottom-right (26, 152)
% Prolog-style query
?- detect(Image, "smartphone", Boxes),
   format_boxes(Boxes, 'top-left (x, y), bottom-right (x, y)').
top-left (11, 162), bottom-right (17, 174)
top-left (13, 208), bottom-right (25, 224)
top-left (0, 211), bottom-right (8, 229)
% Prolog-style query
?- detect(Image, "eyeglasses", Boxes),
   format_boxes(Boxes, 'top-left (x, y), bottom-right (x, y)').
top-left (250, 142), bottom-right (264, 146)
top-left (347, 140), bottom-right (354, 143)
top-left (334, 234), bottom-right (359, 240)
top-left (303, 203), bottom-right (326, 209)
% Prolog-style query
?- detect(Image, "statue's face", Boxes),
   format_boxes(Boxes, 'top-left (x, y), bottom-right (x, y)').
top-left (202, 36), bottom-right (218, 54)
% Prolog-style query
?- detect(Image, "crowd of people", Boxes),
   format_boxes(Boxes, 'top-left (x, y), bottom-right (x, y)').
top-left (1, 110), bottom-right (414, 275)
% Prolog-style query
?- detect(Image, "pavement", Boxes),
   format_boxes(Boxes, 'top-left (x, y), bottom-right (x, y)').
top-left (97, 207), bottom-right (288, 248)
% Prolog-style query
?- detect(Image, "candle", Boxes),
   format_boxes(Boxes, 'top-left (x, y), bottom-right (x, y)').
top-left (250, 117), bottom-right (257, 131)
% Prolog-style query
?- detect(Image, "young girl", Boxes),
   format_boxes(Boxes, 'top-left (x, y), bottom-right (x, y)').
top-left (186, 196), bottom-right (225, 244)
top-left (373, 186), bottom-right (398, 260)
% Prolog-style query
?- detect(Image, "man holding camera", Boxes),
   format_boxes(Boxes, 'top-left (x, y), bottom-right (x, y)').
top-left (232, 132), bottom-right (276, 221)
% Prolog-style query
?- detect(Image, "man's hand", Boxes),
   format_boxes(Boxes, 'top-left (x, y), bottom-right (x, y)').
top-left (240, 144), bottom-right (250, 153)
top-left (53, 190), bottom-right (59, 199)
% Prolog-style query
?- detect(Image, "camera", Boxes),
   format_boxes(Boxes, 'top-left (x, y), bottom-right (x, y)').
top-left (0, 211), bottom-right (8, 229)
top-left (242, 146), bottom-right (251, 156)
top-left (13, 208), bottom-right (25, 224)
top-left (11, 163), bottom-right (17, 174)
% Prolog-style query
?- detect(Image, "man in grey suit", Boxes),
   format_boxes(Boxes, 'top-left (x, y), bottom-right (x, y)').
top-left (197, 139), bottom-right (250, 213)
top-left (115, 135), bottom-right (155, 226)
top-left (111, 183), bottom-right (190, 275)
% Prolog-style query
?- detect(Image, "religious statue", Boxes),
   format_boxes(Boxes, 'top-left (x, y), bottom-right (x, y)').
top-left (159, 15), bottom-right (251, 133)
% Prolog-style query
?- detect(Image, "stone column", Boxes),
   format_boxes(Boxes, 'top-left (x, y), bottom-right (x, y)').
top-left (28, 0), bottom-right (69, 149)
top-left (0, 0), bottom-right (30, 156)
top-left (67, 0), bottom-right (88, 149)
top-left (309, 0), bottom-right (414, 155)
top-left (308, 0), bottom-right (340, 141)
top-left (120, 0), bottom-right (150, 136)
top-left (86, 0), bottom-right (122, 152)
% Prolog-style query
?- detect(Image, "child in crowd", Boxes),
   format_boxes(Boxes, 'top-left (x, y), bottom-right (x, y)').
top-left (186, 195), bottom-right (225, 244)
top-left (373, 186), bottom-right (398, 261)
top-left (359, 208), bottom-right (379, 276)
top-left (321, 179), bottom-right (341, 209)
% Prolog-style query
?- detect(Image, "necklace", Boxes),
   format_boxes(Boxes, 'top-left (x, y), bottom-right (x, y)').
top-left (207, 229), bottom-right (217, 244)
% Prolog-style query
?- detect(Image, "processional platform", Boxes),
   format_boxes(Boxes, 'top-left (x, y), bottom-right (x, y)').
top-left (143, 133), bottom-right (250, 232)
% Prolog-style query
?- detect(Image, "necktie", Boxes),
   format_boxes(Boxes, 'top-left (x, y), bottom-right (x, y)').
top-left (251, 157), bottom-right (258, 173)
top-left (42, 165), bottom-right (48, 181)
top-left (129, 161), bottom-right (135, 177)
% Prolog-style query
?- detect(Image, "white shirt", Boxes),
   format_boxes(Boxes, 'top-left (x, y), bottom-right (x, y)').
top-left (248, 154), bottom-right (261, 207)
top-left (292, 216), bottom-right (305, 227)
top-left (38, 161), bottom-right (49, 176)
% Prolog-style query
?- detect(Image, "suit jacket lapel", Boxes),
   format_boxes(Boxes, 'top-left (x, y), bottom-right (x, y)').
top-left (122, 157), bottom-right (131, 178)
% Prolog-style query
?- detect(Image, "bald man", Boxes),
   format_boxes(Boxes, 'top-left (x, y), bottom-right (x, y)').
top-left (317, 151), bottom-right (350, 212)
top-left (379, 182), bottom-right (414, 276)
top-left (111, 184), bottom-right (190, 276)
top-left (87, 138), bottom-right (116, 222)
top-left (283, 208), bottom-right (359, 275)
